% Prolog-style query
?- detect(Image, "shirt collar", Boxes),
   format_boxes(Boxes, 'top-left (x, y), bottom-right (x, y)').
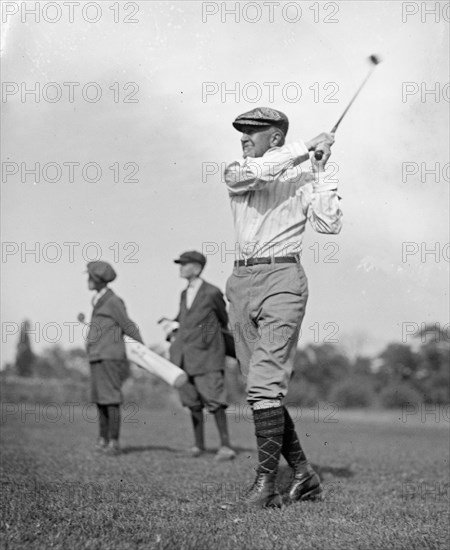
top-left (92, 286), bottom-right (109, 306)
top-left (187, 277), bottom-right (202, 290)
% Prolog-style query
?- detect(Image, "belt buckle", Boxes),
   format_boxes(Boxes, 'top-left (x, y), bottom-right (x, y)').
top-left (243, 257), bottom-right (248, 266)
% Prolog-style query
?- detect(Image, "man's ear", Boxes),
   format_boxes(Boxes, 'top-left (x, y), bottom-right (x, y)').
top-left (270, 130), bottom-right (284, 147)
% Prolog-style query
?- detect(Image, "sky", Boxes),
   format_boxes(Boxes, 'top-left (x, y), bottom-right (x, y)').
top-left (1, 1), bottom-right (449, 365)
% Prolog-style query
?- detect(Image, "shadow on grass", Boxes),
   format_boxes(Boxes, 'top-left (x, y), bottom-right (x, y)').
top-left (121, 445), bottom-right (181, 455)
top-left (187, 446), bottom-right (255, 456)
top-left (315, 464), bottom-right (355, 479)
top-left (121, 445), bottom-right (255, 456)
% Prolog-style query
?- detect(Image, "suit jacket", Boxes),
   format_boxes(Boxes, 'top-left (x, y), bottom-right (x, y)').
top-left (169, 280), bottom-right (228, 376)
top-left (86, 288), bottom-right (143, 362)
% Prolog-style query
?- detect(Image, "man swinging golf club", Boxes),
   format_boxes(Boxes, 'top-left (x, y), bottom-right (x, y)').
top-left (224, 107), bottom-right (343, 508)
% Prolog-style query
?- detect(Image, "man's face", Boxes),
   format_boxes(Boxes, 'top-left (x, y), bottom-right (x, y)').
top-left (88, 275), bottom-right (96, 291)
top-left (179, 262), bottom-right (202, 280)
top-left (240, 126), bottom-right (278, 158)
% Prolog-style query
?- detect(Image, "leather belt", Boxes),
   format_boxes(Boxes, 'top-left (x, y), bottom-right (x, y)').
top-left (234, 256), bottom-right (298, 267)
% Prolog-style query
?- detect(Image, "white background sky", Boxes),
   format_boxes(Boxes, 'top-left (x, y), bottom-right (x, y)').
top-left (1, 1), bottom-right (449, 364)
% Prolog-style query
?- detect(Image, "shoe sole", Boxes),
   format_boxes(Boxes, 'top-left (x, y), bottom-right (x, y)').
top-left (247, 493), bottom-right (282, 509)
top-left (188, 448), bottom-right (205, 457)
top-left (215, 453), bottom-right (236, 461)
top-left (263, 494), bottom-right (282, 508)
top-left (219, 493), bottom-right (282, 510)
top-left (291, 485), bottom-right (323, 502)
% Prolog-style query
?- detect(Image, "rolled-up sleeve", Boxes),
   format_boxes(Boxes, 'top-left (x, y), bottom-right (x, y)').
top-left (299, 174), bottom-right (343, 234)
top-left (225, 141), bottom-right (309, 195)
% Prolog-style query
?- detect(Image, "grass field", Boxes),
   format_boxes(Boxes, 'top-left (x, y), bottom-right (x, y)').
top-left (1, 401), bottom-right (449, 550)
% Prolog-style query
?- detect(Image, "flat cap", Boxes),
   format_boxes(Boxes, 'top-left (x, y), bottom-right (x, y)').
top-left (174, 251), bottom-right (206, 267)
top-left (87, 261), bottom-right (117, 283)
top-left (232, 107), bottom-right (289, 135)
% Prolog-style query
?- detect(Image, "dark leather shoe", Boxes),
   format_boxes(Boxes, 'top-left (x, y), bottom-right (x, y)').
top-left (287, 464), bottom-right (323, 502)
top-left (244, 471), bottom-right (282, 508)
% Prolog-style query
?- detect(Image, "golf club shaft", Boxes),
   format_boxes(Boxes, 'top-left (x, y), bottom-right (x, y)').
top-left (314, 65), bottom-right (378, 160)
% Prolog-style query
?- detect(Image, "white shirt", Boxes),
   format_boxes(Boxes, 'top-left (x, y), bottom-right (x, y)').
top-left (92, 286), bottom-right (108, 307)
top-left (160, 278), bottom-right (204, 338)
top-left (224, 140), bottom-right (343, 260)
top-left (186, 277), bottom-right (203, 309)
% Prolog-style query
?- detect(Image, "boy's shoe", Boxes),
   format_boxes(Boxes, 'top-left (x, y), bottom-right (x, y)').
top-left (104, 440), bottom-right (121, 456)
top-left (188, 446), bottom-right (205, 457)
top-left (95, 437), bottom-right (109, 451)
top-left (214, 446), bottom-right (236, 461)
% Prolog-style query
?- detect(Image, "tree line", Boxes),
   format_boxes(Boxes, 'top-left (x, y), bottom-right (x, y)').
top-left (5, 320), bottom-right (449, 408)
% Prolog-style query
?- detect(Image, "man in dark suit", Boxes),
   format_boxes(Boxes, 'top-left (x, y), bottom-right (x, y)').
top-left (169, 251), bottom-right (235, 461)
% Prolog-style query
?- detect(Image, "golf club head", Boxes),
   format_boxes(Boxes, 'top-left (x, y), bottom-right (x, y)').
top-left (369, 54), bottom-right (382, 65)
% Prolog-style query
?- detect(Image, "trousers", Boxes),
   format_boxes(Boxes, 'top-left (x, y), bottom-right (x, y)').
top-left (226, 261), bottom-right (308, 403)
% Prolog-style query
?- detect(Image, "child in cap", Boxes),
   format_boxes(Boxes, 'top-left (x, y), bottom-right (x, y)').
top-left (81, 261), bottom-right (143, 455)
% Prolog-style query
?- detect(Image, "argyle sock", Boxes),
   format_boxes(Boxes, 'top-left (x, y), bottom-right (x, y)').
top-left (213, 407), bottom-right (231, 448)
top-left (253, 407), bottom-right (285, 474)
top-left (107, 404), bottom-right (121, 441)
top-left (281, 406), bottom-right (308, 469)
top-left (97, 404), bottom-right (109, 440)
top-left (191, 409), bottom-right (205, 449)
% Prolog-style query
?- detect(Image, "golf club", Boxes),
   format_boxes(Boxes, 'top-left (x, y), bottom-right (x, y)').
top-left (314, 54), bottom-right (382, 160)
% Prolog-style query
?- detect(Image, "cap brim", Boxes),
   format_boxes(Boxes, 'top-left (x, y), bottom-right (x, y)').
top-left (232, 121), bottom-right (288, 136)
top-left (232, 120), bottom-right (273, 132)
